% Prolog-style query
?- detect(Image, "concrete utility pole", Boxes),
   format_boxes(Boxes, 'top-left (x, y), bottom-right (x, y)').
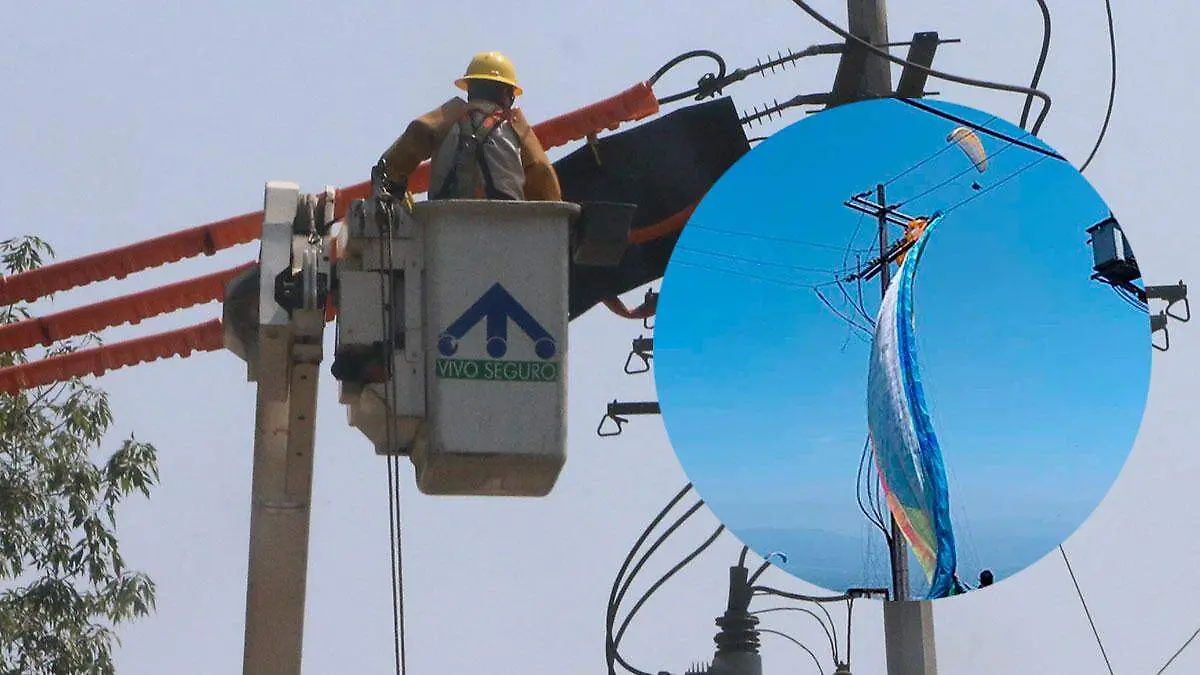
top-left (846, 0), bottom-right (892, 99)
top-left (849, 2), bottom-right (939, 674)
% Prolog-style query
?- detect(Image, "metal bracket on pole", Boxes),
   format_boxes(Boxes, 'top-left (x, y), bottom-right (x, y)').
top-left (624, 336), bottom-right (654, 374)
top-left (1146, 281), bottom-right (1190, 321)
top-left (1145, 281), bottom-right (1188, 352)
top-left (894, 32), bottom-right (942, 98)
top-left (597, 400), bottom-right (661, 437)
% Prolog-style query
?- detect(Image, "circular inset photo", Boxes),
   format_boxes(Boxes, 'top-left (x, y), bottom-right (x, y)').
top-left (654, 98), bottom-right (1151, 600)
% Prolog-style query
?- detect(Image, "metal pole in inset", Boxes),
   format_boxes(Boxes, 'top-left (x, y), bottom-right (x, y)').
top-left (875, 182), bottom-right (910, 603)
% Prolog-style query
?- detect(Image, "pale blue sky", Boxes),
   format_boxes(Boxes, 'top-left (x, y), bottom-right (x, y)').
top-left (3, 2), bottom-right (1200, 674)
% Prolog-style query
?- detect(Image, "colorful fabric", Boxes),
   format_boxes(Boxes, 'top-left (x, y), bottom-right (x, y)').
top-left (866, 212), bottom-right (958, 599)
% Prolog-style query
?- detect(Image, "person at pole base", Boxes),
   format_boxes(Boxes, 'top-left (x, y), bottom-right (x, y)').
top-left (374, 51), bottom-right (563, 202)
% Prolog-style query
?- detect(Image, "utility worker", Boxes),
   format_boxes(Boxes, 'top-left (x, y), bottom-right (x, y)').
top-left (373, 51), bottom-right (562, 202)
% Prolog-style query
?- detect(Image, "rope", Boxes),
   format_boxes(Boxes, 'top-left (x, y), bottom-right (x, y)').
top-left (377, 199), bottom-right (407, 675)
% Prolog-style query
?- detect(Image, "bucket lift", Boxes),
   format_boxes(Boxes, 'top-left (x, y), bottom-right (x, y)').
top-left (224, 181), bottom-right (581, 674)
top-left (333, 196), bottom-right (580, 496)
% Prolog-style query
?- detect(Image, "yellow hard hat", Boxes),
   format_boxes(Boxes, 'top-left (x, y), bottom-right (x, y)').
top-left (455, 51), bottom-right (523, 96)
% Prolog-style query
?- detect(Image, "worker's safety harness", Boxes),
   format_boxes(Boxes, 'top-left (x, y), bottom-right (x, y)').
top-left (430, 106), bottom-right (526, 201)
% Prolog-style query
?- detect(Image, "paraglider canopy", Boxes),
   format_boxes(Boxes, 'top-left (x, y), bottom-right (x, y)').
top-left (947, 126), bottom-right (988, 172)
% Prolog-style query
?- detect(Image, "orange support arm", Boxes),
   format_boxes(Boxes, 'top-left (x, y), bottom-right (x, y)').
top-left (0, 213), bottom-right (260, 307)
top-left (0, 319), bottom-right (225, 394)
top-left (0, 263), bottom-right (252, 354)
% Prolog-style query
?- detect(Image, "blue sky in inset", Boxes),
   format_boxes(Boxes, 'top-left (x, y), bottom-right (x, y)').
top-left (654, 98), bottom-right (1151, 595)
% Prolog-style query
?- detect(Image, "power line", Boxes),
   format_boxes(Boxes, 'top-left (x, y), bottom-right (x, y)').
top-left (882, 114), bottom-right (1000, 187)
top-left (758, 628), bottom-right (827, 675)
top-left (674, 245), bottom-right (836, 274)
top-left (898, 98), bottom-right (1066, 162)
top-left (888, 129), bottom-right (1037, 210)
top-left (1110, 284), bottom-right (1148, 313)
top-left (1079, 0), bottom-right (1117, 173)
top-left (785, 0), bottom-right (1053, 133)
top-left (671, 260), bottom-right (818, 291)
top-left (855, 436), bottom-right (890, 538)
top-left (1060, 545), bottom-right (1115, 675)
top-left (1156, 625), bottom-right (1200, 674)
top-left (815, 286), bottom-right (874, 339)
top-left (1020, 0), bottom-right (1053, 129)
top-left (614, 524), bottom-right (726, 649)
top-left (942, 154), bottom-right (1052, 216)
top-left (687, 223), bottom-right (864, 252)
top-left (752, 586), bottom-right (855, 603)
top-left (385, 456), bottom-right (407, 675)
top-left (606, 483), bottom-right (694, 675)
top-left (751, 607), bottom-right (839, 664)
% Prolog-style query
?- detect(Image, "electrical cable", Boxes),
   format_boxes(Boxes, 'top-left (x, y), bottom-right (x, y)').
top-left (843, 214), bottom-right (869, 270)
top-left (614, 525), bottom-right (726, 648)
top-left (1111, 284), bottom-right (1148, 313)
top-left (1156, 625), bottom-right (1200, 674)
top-left (672, 261), bottom-right (817, 291)
top-left (1079, 0), bottom-right (1117, 173)
top-left (1020, 0), bottom-right (1053, 129)
top-left (898, 98), bottom-right (1066, 162)
top-left (752, 586), bottom-right (853, 603)
top-left (882, 114), bottom-right (1000, 187)
top-left (613, 500), bottom-right (706, 615)
top-left (688, 223), bottom-right (864, 252)
top-left (941, 155), bottom-right (1051, 217)
top-left (674, 245), bottom-right (836, 274)
top-left (855, 437), bottom-right (890, 539)
top-left (649, 50), bottom-right (728, 105)
top-left (758, 629), bottom-right (827, 675)
top-left (606, 483), bottom-right (695, 675)
top-left (845, 597), bottom-right (854, 668)
top-left (866, 446), bottom-right (888, 528)
top-left (1060, 545), bottom-right (1115, 675)
top-left (390, 456), bottom-right (408, 675)
top-left (814, 287), bottom-right (874, 338)
top-left (785, 0), bottom-right (1053, 133)
top-left (836, 277), bottom-right (875, 327)
top-left (753, 608), bottom-right (838, 664)
top-left (894, 129), bottom-right (1035, 209)
top-left (375, 199), bottom-right (407, 675)
top-left (385, 458), bottom-right (403, 675)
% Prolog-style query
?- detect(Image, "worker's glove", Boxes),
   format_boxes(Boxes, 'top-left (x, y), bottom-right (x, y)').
top-left (371, 160), bottom-right (406, 202)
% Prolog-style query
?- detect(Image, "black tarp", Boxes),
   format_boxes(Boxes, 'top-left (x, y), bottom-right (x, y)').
top-left (556, 97), bottom-right (750, 319)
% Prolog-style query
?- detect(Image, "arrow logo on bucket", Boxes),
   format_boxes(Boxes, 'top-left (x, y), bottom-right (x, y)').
top-left (438, 283), bottom-right (557, 360)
